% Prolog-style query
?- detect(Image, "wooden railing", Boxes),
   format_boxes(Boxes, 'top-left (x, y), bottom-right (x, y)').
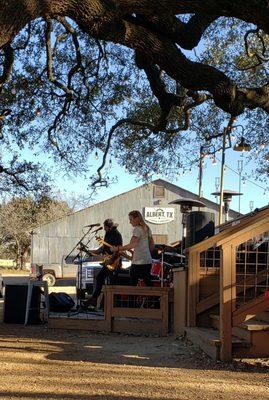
top-left (187, 207), bottom-right (269, 361)
top-left (104, 285), bottom-right (173, 336)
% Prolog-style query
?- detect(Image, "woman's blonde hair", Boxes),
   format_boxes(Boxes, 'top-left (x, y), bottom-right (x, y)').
top-left (128, 210), bottom-right (149, 236)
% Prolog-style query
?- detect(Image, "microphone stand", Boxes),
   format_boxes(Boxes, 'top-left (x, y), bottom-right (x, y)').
top-left (66, 226), bottom-right (98, 316)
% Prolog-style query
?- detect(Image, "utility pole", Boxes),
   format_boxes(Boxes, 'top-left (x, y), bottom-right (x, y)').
top-left (198, 146), bottom-right (204, 198)
top-left (237, 159), bottom-right (243, 213)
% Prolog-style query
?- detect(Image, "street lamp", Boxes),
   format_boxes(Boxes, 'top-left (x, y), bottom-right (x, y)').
top-left (233, 137), bottom-right (252, 152)
top-left (214, 123), bottom-right (252, 224)
top-left (233, 125), bottom-right (252, 152)
top-left (217, 126), bottom-right (232, 225)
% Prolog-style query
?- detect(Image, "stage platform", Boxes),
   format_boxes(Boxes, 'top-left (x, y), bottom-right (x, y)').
top-left (48, 285), bottom-right (174, 336)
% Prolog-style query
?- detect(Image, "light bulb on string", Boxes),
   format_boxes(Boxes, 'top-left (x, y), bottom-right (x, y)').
top-left (35, 107), bottom-right (41, 117)
top-left (260, 142), bottom-right (265, 149)
top-left (109, 158), bottom-right (112, 166)
top-left (212, 157), bottom-right (217, 165)
top-left (95, 150), bottom-right (99, 160)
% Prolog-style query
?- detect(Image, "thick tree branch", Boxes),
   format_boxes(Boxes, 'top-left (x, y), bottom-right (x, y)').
top-left (135, 51), bottom-right (186, 129)
top-left (0, 44), bottom-right (14, 93)
top-left (0, 0), bottom-right (269, 120)
top-left (125, 13), bottom-right (217, 50)
top-left (45, 17), bottom-right (74, 97)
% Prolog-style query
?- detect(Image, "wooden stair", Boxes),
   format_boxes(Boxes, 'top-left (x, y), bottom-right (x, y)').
top-left (209, 312), bottom-right (269, 358)
top-left (185, 327), bottom-right (250, 361)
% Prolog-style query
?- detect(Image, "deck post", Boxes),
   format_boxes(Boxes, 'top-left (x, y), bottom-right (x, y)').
top-left (173, 267), bottom-right (187, 335)
top-left (219, 244), bottom-right (236, 361)
top-left (187, 250), bottom-right (200, 327)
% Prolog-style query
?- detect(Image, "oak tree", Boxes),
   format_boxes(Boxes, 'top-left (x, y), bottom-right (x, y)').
top-left (0, 1), bottom-right (268, 191)
top-left (0, 195), bottom-right (71, 268)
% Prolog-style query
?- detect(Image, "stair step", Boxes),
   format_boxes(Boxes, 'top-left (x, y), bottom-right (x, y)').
top-left (210, 313), bottom-right (269, 330)
top-left (255, 311), bottom-right (269, 323)
top-left (209, 313), bottom-right (219, 330)
top-left (185, 327), bottom-right (250, 361)
top-left (242, 320), bottom-right (269, 331)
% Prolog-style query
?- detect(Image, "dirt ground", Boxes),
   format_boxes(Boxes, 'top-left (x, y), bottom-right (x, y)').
top-left (0, 323), bottom-right (268, 400)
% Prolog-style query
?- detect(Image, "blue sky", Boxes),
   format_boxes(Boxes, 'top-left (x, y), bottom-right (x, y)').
top-left (54, 145), bottom-right (269, 215)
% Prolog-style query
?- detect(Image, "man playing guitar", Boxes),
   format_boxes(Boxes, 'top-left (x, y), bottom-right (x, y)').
top-left (83, 218), bottom-right (123, 308)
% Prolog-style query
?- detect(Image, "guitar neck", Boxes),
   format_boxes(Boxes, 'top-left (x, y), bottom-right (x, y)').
top-left (97, 237), bottom-right (132, 261)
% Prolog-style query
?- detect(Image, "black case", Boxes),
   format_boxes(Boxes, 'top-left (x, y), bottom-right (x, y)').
top-left (49, 292), bottom-right (75, 312)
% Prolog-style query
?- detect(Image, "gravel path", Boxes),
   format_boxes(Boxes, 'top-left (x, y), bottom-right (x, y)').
top-left (0, 324), bottom-right (268, 400)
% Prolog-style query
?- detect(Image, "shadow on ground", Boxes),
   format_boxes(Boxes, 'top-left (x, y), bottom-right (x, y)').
top-left (0, 323), bottom-right (268, 373)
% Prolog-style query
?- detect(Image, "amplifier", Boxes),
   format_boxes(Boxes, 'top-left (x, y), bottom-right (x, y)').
top-left (4, 284), bottom-right (41, 324)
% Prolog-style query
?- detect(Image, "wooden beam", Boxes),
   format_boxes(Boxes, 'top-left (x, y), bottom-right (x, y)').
top-left (219, 244), bottom-right (236, 361)
top-left (233, 296), bottom-right (269, 326)
top-left (187, 251), bottom-right (200, 326)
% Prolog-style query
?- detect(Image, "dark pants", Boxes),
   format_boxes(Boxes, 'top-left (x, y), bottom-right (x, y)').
top-left (93, 265), bottom-right (119, 298)
top-left (130, 264), bottom-right (152, 286)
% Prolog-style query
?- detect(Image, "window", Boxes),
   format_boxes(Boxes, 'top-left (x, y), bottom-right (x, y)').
top-left (153, 186), bottom-right (165, 198)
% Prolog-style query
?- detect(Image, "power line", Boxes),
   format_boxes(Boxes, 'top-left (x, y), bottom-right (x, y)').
top-left (215, 156), bottom-right (269, 192)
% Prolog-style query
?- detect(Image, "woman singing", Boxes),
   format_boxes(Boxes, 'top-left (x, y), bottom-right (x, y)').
top-left (112, 210), bottom-right (155, 286)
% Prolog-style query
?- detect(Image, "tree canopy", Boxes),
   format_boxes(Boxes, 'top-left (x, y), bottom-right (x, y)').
top-left (0, 195), bottom-right (71, 267)
top-left (0, 0), bottom-right (268, 194)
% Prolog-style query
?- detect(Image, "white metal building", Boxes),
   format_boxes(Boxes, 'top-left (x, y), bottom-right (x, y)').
top-left (31, 179), bottom-right (239, 264)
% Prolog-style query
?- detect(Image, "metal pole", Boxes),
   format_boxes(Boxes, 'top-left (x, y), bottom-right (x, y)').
top-left (237, 160), bottom-right (243, 213)
top-left (218, 128), bottom-right (227, 226)
top-left (198, 146), bottom-right (203, 198)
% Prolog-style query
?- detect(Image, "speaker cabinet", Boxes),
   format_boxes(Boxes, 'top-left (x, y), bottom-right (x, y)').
top-left (4, 284), bottom-right (41, 324)
top-left (185, 211), bottom-right (215, 248)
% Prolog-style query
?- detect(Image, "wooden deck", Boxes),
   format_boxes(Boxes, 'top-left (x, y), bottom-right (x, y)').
top-left (48, 285), bottom-right (173, 336)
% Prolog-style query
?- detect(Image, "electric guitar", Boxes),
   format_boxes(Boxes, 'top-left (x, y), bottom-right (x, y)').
top-left (78, 241), bottom-right (124, 272)
top-left (95, 236), bottom-right (133, 262)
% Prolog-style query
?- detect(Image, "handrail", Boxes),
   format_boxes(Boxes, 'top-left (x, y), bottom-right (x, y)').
top-left (186, 207), bottom-right (269, 254)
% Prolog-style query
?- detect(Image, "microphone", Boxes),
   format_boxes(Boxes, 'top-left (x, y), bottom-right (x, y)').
top-left (84, 223), bottom-right (101, 228)
top-left (92, 226), bottom-right (102, 234)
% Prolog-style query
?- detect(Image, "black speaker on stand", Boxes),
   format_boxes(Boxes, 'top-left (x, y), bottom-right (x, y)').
top-left (169, 198), bottom-right (207, 254)
top-left (4, 284), bottom-right (41, 324)
top-left (185, 211), bottom-right (215, 248)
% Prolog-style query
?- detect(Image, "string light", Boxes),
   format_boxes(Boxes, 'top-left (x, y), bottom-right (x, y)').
top-left (95, 151), bottom-right (99, 160)
top-left (35, 107), bottom-right (41, 117)
top-left (212, 157), bottom-right (217, 165)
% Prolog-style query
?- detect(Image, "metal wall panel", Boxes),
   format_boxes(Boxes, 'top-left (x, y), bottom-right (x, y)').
top-left (32, 180), bottom-right (223, 265)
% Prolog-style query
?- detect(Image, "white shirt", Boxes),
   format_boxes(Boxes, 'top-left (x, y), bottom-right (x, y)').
top-left (132, 226), bottom-right (152, 265)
